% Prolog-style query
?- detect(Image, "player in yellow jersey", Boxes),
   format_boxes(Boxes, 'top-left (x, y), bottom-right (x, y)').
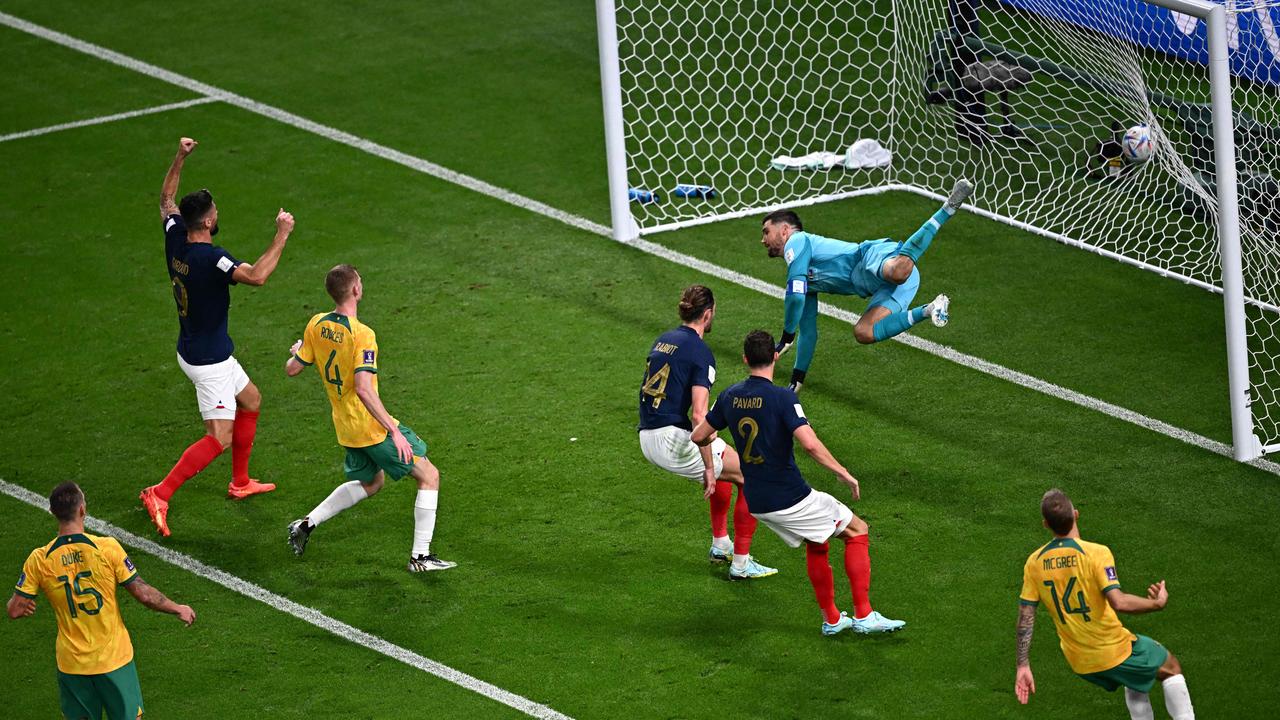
top-left (284, 264), bottom-right (456, 573)
top-left (8, 482), bottom-right (195, 720)
top-left (1015, 489), bottom-right (1195, 719)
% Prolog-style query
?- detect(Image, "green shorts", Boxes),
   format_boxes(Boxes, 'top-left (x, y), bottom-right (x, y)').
top-left (1078, 635), bottom-right (1169, 693)
top-left (343, 424), bottom-right (428, 483)
top-left (58, 659), bottom-right (144, 720)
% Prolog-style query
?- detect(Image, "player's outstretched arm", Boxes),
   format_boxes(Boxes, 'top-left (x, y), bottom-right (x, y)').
top-left (1014, 603), bottom-right (1037, 704)
top-left (231, 209), bottom-right (295, 287)
top-left (6, 593), bottom-right (36, 619)
top-left (124, 578), bottom-right (195, 626)
top-left (160, 137), bottom-right (197, 221)
top-left (354, 372), bottom-right (413, 464)
top-left (1105, 580), bottom-right (1167, 614)
top-left (794, 425), bottom-right (859, 500)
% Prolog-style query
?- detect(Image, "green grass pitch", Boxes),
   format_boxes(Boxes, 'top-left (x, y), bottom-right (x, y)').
top-left (0, 2), bottom-right (1277, 718)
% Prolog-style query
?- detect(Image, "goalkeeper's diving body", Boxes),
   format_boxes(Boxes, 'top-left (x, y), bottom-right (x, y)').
top-left (760, 179), bottom-right (974, 392)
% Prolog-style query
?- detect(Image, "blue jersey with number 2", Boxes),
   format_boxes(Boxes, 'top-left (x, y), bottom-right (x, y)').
top-left (706, 376), bottom-right (811, 513)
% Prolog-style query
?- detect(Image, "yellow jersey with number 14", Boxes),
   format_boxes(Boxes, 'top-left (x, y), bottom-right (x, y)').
top-left (15, 532), bottom-right (138, 675)
top-left (1020, 537), bottom-right (1136, 674)
top-left (294, 312), bottom-right (392, 448)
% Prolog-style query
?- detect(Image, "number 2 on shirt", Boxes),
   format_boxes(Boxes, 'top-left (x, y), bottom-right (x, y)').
top-left (642, 362), bottom-right (670, 409)
top-left (1043, 576), bottom-right (1092, 623)
top-left (736, 417), bottom-right (765, 464)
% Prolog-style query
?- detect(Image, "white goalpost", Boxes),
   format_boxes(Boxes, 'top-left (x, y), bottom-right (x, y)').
top-left (596, 0), bottom-right (1280, 461)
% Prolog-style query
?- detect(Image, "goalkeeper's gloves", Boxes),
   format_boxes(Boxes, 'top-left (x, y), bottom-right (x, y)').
top-left (775, 331), bottom-right (796, 357)
top-left (788, 368), bottom-right (806, 395)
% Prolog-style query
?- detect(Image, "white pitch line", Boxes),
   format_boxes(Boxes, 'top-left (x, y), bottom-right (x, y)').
top-left (0, 96), bottom-right (219, 143)
top-left (0, 479), bottom-right (573, 720)
top-left (2, 9), bottom-right (1274, 478)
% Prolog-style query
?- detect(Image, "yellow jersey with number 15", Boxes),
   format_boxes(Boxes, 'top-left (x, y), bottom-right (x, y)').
top-left (15, 532), bottom-right (138, 675)
top-left (294, 312), bottom-right (392, 448)
top-left (1019, 537), bottom-right (1136, 674)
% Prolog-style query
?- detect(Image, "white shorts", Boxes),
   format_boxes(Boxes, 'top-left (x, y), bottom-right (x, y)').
top-left (753, 490), bottom-right (854, 547)
top-left (177, 353), bottom-right (251, 421)
top-left (638, 425), bottom-right (726, 482)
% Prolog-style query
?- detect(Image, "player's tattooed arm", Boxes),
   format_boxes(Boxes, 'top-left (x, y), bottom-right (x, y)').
top-left (1015, 603), bottom-right (1036, 666)
top-left (7, 593), bottom-right (36, 619)
top-left (125, 578), bottom-right (196, 626)
top-left (160, 137), bottom-right (198, 221)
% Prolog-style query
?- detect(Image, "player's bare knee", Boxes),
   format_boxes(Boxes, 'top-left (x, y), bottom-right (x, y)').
top-left (1158, 651), bottom-right (1182, 679)
top-left (882, 257), bottom-right (912, 285)
top-left (363, 474), bottom-right (385, 496)
top-left (413, 461), bottom-right (440, 490)
top-left (853, 323), bottom-right (877, 345)
top-left (847, 516), bottom-right (869, 535)
top-left (237, 383), bottom-right (262, 412)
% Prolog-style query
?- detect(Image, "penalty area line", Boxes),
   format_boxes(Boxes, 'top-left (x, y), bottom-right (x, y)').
top-left (0, 478), bottom-right (574, 720)
top-left (1, 10), bottom-right (1273, 475)
top-left (0, 96), bottom-right (220, 143)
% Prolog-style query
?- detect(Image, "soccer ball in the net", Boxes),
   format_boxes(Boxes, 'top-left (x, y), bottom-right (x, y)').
top-left (1121, 125), bottom-right (1153, 163)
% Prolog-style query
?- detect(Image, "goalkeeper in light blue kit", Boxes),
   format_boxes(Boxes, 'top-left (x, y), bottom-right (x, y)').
top-left (760, 179), bottom-right (974, 392)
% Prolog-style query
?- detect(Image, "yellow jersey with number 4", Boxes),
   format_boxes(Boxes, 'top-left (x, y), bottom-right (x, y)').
top-left (1020, 537), bottom-right (1135, 674)
top-left (295, 312), bottom-right (392, 448)
top-left (15, 533), bottom-right (138, 675)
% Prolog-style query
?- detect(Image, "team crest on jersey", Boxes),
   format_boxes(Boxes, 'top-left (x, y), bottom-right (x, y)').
top-left (124, 557), bottom-right (136, 572)
top-left (1105, 566), bottom-right (1117, 581)
top-left (363, 349), bottom-right (375, 364)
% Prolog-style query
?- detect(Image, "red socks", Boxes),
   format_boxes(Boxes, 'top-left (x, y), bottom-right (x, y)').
top-left (709, 479), bottom-right (732, 538)
top-left (732, 490), bottom-right (757, 555)
top-left (156, 435), bottom-right (225, 501)
top-left (844, 534), bottom-right (873, 618)
top-left (231, 409), bottom-right (260, 487)
top-left (805, 542), bottom-right (842, 625)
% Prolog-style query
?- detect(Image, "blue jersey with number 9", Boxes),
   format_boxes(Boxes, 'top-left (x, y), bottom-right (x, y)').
top-left (164, 213), bottom-right (241, 365)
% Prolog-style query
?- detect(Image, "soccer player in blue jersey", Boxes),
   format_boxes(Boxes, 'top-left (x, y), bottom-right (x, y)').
top-left (692, 330), bottom-right (906, 636)
top-left (761, 179), bottom-right (974, 392)
top-left (140, 137), bottom-right (295, 537)
top-left (638, 285), bottom-right (775, 579)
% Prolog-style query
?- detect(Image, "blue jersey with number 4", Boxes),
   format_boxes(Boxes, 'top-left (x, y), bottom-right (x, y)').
top-left (638, 326), bottom-right (716, 431)
top-left (164, 214), bottom-right (242, 365)
top-left (706, 376), bottom-right (811, 513)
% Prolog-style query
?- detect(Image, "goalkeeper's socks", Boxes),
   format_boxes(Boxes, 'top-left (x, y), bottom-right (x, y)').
top-left (412, 489), bottom-right (439, 557)
top-left (843, 534), bottom-right (873, 619)
top-left (804, 542), bottom-right (842, 625)
top-left (871, 305), bottom-right (928, 342)
top-left (709, 479), bottom-right (733, 538)
top-left (230, 409), bottom-right (260, 487)
top-left (732, 489), bottom-right (757, 555)
top-left (896, 208), bottom-right (952, 262)
top-left (307, 480), bottom-right (367, 526)
top-left (156, 435), bottom-right (225, 501)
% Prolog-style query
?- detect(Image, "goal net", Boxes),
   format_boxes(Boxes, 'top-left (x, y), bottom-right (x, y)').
top-left (600, 0), bottom-right (1280, 459)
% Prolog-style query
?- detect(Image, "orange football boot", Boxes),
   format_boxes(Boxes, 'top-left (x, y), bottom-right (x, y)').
top-left (139, 486), bottom-right (171, 537)
top-left (227, 479), bottom-right (276, 500)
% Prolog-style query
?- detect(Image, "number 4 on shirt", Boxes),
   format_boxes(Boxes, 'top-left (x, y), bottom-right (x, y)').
top-left (1043, 577), bottom-right (1092, 623)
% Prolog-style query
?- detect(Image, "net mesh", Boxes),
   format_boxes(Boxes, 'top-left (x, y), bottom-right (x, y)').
top-left (613, 0), bottom-right (1280, 451)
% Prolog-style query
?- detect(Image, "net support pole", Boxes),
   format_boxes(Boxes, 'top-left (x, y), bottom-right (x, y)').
top-left (595, 0), bottom-right (638, 242)
top-left (1205, 4), bottom-right (1261, 460)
